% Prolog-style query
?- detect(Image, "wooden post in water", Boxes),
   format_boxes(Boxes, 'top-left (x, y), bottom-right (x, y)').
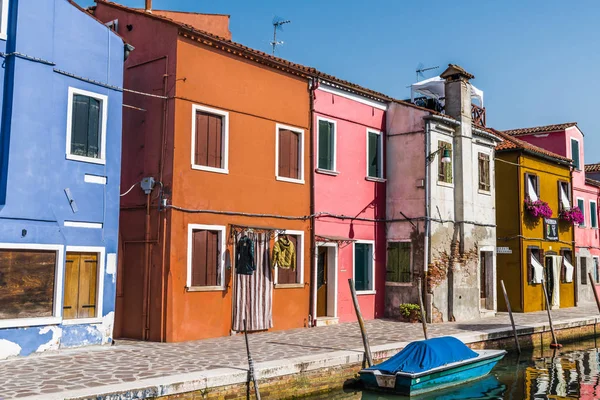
top-left (500, 280), bottom-right (520, 354)
top-left (348, 278), bottom-right (373, 367)
top-left (588, 272), bottom-right (600, 314)
top-left (541, 280), bottom-right (562, 349)
top-left (243, 319), bottom-right (261, 400)
top-left (417, 278), bottom-right (428, 340)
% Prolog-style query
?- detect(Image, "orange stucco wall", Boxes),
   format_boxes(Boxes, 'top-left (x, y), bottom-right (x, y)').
top-left (165, 37), bottom-right (312, 341)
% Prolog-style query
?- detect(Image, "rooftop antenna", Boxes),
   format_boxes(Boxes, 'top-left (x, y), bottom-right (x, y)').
top-left (271, 16), bottom-right (291, 55)
top-left (416, 63), bottom-right (439, 82)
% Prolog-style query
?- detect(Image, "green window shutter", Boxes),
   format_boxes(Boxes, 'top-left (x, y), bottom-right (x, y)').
top-left (578, 199), bottom-right (586, 226)
top-left (591, 202), bottom-right (597, 228)
top-left (397, 243), bottom-right (411, 283)
top-left (318, 120), bottom-right (333, 170)
top-left (368, 132), bottom-right (381, 178)
top-left (354, 243), bottom-right (372, 291)
top-left (386, 243), bottom-right (399, 283)
top-left (571, 139), bottom-right (580, 170)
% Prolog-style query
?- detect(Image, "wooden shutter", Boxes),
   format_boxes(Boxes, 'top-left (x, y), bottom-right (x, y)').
top-left (355, 244), bottom-right (367, 291)
top-left (527, 247), bottom-right (533, 283)
top-left (571, 139), bottom-right (580, 169)
top-left (78, 255), bottom-right (98, 318)
top-left (277, 235), bottom-right (298, 285)
top-left (438, 141), bottom-right (452, 183)
top-left (278, 129), bottom-right (299, 179)
top-left (192, 230), bottom-right (219, 287)
top-left (560, 250), bottom-right (566, 282)
top-left (290, 130), bottom-right (299, 179)
top-left (398, 243), bottom-right (411, 283)
top-left (535, 175), bottom-right (540, 197)
top-left (581, 257), bottom-right (588, 284)
top-left (318, 121), bottom-right (333, 170)
top-left (386, 243), bottom-right (399, 283)
top-left (63, 254), bottom-right (79, 320)
top-left (478, 153), bottom-right (490, 191)
top-left (195, 111), bottom-right (223, 168)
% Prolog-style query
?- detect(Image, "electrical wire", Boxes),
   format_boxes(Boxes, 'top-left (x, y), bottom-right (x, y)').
top-left (120, 182), bottom-right (139, 197)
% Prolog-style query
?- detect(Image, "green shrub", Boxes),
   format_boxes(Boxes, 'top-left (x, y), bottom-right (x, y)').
top-left (399, 303), bottom-right (421, 320)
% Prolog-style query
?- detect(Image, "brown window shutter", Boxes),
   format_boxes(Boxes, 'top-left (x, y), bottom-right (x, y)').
top-left (289, 130), bottom-right (299, 179)
top-left (63, 254), bottom-right (80, 319)
top-left (205, 231), bottom-right (219, 286)
top-left (195, 112), bottom-right (209, 166)
top-left (557, 181), bottom-right (562, 211)
top-left (560, 250), bottom-right (566, 282)
top-left (527, 247), bottom-right (533, 283)
top-left (192, 230), bottom-right (208, 286)
top-left (206, 114), bottom-right (223, 168)
top-left (278, 129), bottom-right (291, 178)
top-left (536, 175), bottom-right (540, 197)
top-left (78, 255), bottom-right (98, 318)
top-left (581, 257), bottom-right (588, 285)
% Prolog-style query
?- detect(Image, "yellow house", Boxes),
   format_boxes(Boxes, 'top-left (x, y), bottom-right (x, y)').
top-left (494, 131), bottom-right (574, 312)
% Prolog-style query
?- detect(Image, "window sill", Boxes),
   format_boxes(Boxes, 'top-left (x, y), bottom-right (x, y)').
top-left (478, 189), bottom-right (491, 196)
top-left (62, 317), bottom-right (102, 326)
top-left (191, 164), bottom-right (229, 175)
top-left (356, 290), bottom-right (376, 295)
top-left (365, 176), bottom-right (386, 183)
top-left (437, 181), bottom-right (454, 188)
top-left (274, 283), bottom-right (304, 289)
top-left (385, 282), bottom-right (413, 287)
top-left (316, 169), bottom-right (339, 176)
top-left (66, 154), bottom-right (106, 165)
top-left (186, 286), bottom-right (225, 292)
top-left (0, 317), bottom-right (61, 329)
top-left (0, 33), bottom-right (6, 41)
top-left (276, 176), bottom-right (305, 185)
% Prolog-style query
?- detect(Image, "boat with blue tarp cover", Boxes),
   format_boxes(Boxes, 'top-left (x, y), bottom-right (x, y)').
top-left (358, 337), bottom-right (506, 396)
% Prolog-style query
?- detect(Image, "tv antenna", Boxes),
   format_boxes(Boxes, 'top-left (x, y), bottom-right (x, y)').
top-left (271, 16), bottom-right (291, 55)
top-left (416, 63), bottom-right (439, 81)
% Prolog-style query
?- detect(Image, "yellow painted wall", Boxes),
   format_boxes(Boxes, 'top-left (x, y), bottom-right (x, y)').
top-left (496, 151), bottom-right (574, 313)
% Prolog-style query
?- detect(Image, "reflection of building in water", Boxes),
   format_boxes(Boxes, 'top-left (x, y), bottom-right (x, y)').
top-left (524, 349), bottom-right (600, 399)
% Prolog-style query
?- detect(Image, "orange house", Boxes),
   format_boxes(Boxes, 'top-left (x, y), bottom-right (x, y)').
top-left (93, 1), bottom-right (312, 341)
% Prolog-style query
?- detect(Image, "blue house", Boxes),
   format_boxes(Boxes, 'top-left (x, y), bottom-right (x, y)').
top-left (0, 0), bottom-right (128, 358)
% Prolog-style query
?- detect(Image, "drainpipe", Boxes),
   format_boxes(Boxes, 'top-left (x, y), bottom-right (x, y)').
top-left (308, 78), bottom-right (317, 326)
top-left (423, 120), bottom-right (431, 322)
top-left (0, 0), bottom-right (18, 205)
top-left (142, 192), bottom-right (152, 340)
top-left (517, 153), bottom-right (524, 311)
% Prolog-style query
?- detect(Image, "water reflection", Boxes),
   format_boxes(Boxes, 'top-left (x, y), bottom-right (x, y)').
top-left (306, 338), bottom-right (600, 400)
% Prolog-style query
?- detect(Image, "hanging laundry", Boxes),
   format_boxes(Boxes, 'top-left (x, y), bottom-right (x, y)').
top-left (236, 235), bottom-right (255, 275)
top-left (272, 235), bottom-right (296, 270)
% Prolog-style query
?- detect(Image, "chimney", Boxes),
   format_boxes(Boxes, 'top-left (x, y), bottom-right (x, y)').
top-left (145, 0), bottom-right (152, 13)
top-left (440, 64), bottom-right (474, 123)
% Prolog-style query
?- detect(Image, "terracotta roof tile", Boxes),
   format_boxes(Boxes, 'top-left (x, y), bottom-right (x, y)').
top-left (491, 129), bottom-right (572, 163)
top-left (95, 1), bottom-right (441, 116)
top-left (585, 163), bottom-right (600, 172)
top-left (503, 122), bottom-right (578, 136)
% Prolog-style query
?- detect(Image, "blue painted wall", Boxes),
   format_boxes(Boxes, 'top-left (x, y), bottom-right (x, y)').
top-left (0, 0), bottom-right (124, 358)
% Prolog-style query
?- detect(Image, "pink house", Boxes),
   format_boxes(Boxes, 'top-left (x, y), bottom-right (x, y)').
top-left (504, 122), bottom-right (600, 304)
top-left (312, 82), bottom-right (387, 325)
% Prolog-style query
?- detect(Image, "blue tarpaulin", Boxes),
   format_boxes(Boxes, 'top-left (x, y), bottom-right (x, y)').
top-left (367, 337), bottom-right (478, 374)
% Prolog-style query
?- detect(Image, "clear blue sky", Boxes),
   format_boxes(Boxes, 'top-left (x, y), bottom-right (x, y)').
top-left (77, 0), bottom-right (600, 162)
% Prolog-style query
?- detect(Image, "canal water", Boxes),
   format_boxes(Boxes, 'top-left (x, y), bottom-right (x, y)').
top-left (305, 337), bottom-right (600, 399)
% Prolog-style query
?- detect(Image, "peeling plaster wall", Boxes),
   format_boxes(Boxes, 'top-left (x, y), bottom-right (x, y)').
top-left (0, 0), bottom-right (123, 359)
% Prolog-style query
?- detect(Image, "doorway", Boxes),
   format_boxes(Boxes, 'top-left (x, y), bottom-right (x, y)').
top-left (317, 248), bottom-right (327, 317)
top-left (314, 243), bottom-right (338, 321)
top-left (545, 255), bottom-right (561, 309)
top-left (479, 250), bottom-right (494, 310)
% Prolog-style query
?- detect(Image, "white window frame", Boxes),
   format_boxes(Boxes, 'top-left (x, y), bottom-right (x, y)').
top-left (577, 197), bottom-right (586, 227)
top-left (352, 240), bottom-right (376, 295)
top-left (385, 240), bottom-right (412, 287)
top-left (593, 256), bottom-right (600, 283)
top-left (316, 116), bottom-right (337, 173)
top-left (571, 137), bottom-right (581, 170)
top-left (186, 224), bottom-right (227, 291)
top-left (591, 200), bottom-right (598, 229)
top-left (190, 104), bottom-right (229, 174)
top-left (437, 139), bottom-right (453, 187)
top-left (0, 0), bottom-right (8, 41)
top-left (275, 123), bottom-right (305, 184)
top-left (273, 230), bottom-right (305, 288)
top-left (65, 87), bottom-right (108, 165)
top-left (62, 246), bottom-right (106, 325)
top-left (0, 243), bottom-right (65, 329)
top-left (366, 128), bottom-right (384, 179)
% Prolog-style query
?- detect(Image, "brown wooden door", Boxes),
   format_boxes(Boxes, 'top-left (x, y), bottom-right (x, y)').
top-left (316, 248), bottom-right (327, 317)
top-left (63, 253), bottom-right (98, 319)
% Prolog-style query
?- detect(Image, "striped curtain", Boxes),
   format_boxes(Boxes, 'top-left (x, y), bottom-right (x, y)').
top-left (233, 232), bottom-right (273, 332)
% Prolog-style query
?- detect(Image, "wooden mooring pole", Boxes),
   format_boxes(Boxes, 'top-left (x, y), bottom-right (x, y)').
top-left (417, 278), bottom-right (428, 340)
top-left (243, 319), bottom-right (261, 400)
top-left (500, 280), bottom-right (520, 354)
top-left (588, 272), bottom-right (600, 314)
top-left (348, 278), bottom-right (373, 367)
top-left (541, 280), bottom-right (562, 349)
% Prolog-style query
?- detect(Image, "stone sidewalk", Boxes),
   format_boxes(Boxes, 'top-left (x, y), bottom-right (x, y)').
top-left (1, 304), bottom-right (600, 400)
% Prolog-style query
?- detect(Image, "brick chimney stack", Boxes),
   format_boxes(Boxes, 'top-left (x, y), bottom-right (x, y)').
top-left (145, 0), bottom-right (152, 13)
top-left (440, 64), bottom-right (474, 123)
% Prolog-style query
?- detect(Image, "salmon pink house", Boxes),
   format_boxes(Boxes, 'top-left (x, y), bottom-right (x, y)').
top-left (311, 82), bottom-right (387, 325)
top-left (504, 122), bottom-right (600, 305)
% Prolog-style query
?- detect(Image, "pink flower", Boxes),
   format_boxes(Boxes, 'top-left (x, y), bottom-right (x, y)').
top-left (560, 206), bottom-right (584, 225)
top-left (525, 198), bottom-right (553, 219)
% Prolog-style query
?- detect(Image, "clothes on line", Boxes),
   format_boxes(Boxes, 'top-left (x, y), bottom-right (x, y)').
top-left (272, 236), bottom-right (296, 270)
top-left (236, 235), bottom-right (255, 275)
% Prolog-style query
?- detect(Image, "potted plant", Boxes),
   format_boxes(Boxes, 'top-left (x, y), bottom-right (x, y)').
top-left (524, 198), bottom-right (553, 219)
top-left (399, 303), bottom-right (422, 323)
top-left (560, 206), bottom-right (584, 225)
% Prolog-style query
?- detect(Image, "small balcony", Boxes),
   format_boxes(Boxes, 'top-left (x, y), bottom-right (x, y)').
top-left (411, 97), bottom-right (487, 127)
top-left (471, 103), bottom-right (486, 127)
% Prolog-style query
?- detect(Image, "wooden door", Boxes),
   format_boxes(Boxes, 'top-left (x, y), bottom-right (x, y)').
top-left (63, 253), bottom-right (98, 319)
top-left (316, 248), bottom-right (328, 317)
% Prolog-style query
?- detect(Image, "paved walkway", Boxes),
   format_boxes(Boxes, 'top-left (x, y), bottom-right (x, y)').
top-left (1, 304), bottom-right (600, 399)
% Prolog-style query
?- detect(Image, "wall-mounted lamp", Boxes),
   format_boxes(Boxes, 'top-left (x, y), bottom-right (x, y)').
top-left (427, 147), bottom-right (452, 164)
